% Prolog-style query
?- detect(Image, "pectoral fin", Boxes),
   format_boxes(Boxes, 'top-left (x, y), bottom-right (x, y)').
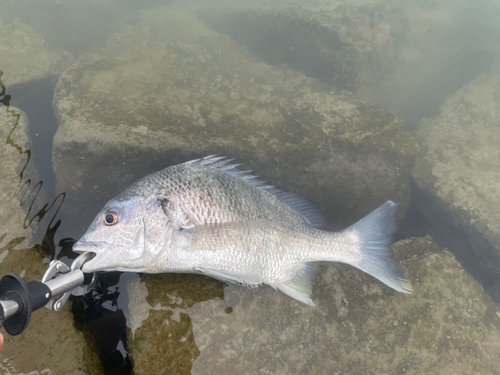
top-left (194, 267), bottom-right (263, 289)
top-left (159, 196), bottom-right (200, 228)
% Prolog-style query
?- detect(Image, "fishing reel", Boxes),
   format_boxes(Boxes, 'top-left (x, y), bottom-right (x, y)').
top-left (0, 252), bottom-right (96, 336)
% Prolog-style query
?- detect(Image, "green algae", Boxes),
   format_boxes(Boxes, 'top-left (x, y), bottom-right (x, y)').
top-left (128, 274), bottom-right (225, 374)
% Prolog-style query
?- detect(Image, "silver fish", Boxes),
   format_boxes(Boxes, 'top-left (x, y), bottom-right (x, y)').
top-left (74, 156), bottom-right (412, 306)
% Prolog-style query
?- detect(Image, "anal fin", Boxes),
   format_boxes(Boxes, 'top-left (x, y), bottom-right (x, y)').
top-left (194, 267), bottom-right (263, 289)
top-left (277, 263), bottom-right (317, 306)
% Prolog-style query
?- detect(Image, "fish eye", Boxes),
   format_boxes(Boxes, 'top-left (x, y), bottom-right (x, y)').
top-left (103, 211), bottom-right (119, 226)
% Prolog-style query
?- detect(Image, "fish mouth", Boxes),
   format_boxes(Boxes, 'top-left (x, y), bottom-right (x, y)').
top-left (72, 241), bottom-right (109, 273)
top-left (73, 241), bottom-right (111, 254)
top-left (73, 240), bottom-right (147, 273)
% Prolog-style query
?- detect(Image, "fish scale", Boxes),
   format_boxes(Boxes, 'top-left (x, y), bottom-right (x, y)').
top-left (145, 161), bottom-right (308, 227)
top-left (74, 156), bottom-right (412, 306)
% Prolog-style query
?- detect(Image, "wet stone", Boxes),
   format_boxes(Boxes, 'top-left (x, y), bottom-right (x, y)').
top-left (0, 106), bottom-right (40, 249)
top-left (52, 7), bottom-right (418, 241)
top-left (125, 273), bottom-right (224, 374)
top-left (0, 107), bottom-right (102, 374)
top-left (412, 58), bottom-right (500, 276)
top-left (179, 237), bottom-right (500, 375)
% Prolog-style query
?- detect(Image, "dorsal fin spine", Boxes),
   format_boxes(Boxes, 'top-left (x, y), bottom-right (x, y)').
top-left (185, 156), bottom-right (327, 228)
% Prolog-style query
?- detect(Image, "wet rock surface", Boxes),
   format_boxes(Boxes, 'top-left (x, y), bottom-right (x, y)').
top-left (412, 59), bottom-right (500, 276)
top-left (125, 273), bottom-right (224, 374)
top-left (0, 106), bottom-right (40, 248)
top-left (197, 0), bottom-right (496, 128)
top-left (0, 17), bottom-right (74, 90)
top-left (179, 237), bottom-right (500, 374)
top-left (0, 107), bottom-right (102, 374)
top-left (52, 8), bottom-right (417, 239)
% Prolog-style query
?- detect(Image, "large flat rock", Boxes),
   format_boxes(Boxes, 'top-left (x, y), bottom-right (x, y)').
top-left (52, 8), bottom-right (417, 238)
top-left (126, 237), bottom-right (500, 374)
top-left (0, 106), bottom-right (102, 374)
top-left (412, 59), bottom-right (500, 274)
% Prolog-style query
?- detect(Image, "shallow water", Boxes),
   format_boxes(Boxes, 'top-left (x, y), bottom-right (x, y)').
top-left (1, 0), bottom-right (500, 373)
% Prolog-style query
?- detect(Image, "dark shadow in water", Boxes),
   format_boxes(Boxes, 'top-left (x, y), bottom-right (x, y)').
top-left (0, 71), bottom-right (65, 258)
top-left (398, 180), bottom-right (500, 303)
top-left (71, 270), bottom-right (133, 375)
top-left (203, 11), bottom-right (357, 91)
top-left (7, 76), bottom-right (59, 197)
top-left (58, 237), bottom-right (134, 375)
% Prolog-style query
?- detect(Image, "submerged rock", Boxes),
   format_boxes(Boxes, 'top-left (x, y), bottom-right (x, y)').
top-left (0, 17), bottom-right (74, 91)
top-left (412, 59), bottom-right (500, 276)
top-left (52, 8), bottom-right (417, 239)
top-left (197, 0), bottom-right (494, 128)
top-left (0, 0), bottom-right (176, 57)
top-left (0, 106), bottom-right (102, 374)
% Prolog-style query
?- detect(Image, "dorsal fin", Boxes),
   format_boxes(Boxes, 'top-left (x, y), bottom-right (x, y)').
top-left (187, 155), bottom-right (327, 228)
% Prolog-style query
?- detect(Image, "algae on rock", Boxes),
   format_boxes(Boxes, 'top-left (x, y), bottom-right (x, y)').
top-left (125, 273), bottom-right (225, 374)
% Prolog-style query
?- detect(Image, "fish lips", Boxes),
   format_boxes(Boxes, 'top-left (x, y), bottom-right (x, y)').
top-left (73, 241), bottom-right (111, 273)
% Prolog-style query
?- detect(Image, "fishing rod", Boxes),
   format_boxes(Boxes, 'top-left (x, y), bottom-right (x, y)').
top-left (0, 252), bottom-right (97, 335)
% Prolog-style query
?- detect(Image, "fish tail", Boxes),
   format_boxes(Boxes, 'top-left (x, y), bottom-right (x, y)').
top-left (341, 200), bottom-right (412, 293)
top-left (276, 201), bottom-right (411, 306)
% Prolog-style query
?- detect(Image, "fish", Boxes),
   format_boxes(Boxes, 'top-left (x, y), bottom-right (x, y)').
top-left (74, 155), bottom-right (412, 306)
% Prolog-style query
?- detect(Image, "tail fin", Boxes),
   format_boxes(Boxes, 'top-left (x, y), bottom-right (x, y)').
top-left (343, 201), bottom-right (413, 293)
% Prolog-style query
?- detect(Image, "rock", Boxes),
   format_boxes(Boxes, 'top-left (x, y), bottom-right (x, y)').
top-left (125, 273), bottom-right (224, 374)
top-left (184, 237), bottom-right (500, 374)
top-left (0, 106), bottom-right (40, 248)
top-left (0, 0), bottom-right (176, 57)
top-left (0, 106), bottom-right (102, 374)
top-left (0, 17), bottom-right (74, 91)
top-left (412, 59), bottom-right (500, 275)
top-left (52, 8), bottom-right (417, 239)
top-left (197, 0), bottom-right (497, 128)
top-left (125, 237), bottom-right (500, 374)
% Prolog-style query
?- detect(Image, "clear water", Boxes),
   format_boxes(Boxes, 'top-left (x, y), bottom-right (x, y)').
top-left (1, 0), bottom-right (500, 374)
